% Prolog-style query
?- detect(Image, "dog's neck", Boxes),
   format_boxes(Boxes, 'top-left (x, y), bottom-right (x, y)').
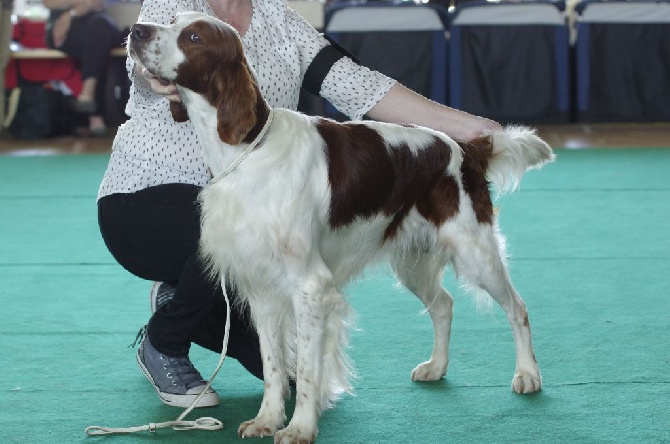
top-left (179, 86), bottom-right (271, 179)
top-left (241, 92), bottom-right (271, 144)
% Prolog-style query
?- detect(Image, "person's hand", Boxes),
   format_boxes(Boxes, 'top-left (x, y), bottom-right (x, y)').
top-left (52, 12), bottom-right (72, 48)
top-left (141, 67), bottom-right (181, 102)
top-left (459, 115), bottom-right (504, 142)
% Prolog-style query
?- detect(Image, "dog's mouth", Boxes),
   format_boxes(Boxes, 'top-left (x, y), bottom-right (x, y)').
top-left (127, 44), bottom-right (174, 87)
top-left (142, 67), bottom-right (174, 86)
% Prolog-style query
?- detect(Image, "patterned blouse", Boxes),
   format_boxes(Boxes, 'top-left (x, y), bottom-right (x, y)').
top-left (97, 0), bottom-right (395, 199)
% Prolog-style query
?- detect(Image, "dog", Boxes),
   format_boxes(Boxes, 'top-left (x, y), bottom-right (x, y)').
top-left (128, 12), bottom-right (553, 444)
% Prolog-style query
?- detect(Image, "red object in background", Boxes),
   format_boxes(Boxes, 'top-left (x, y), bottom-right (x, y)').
top-left (12, 17), bottom-right (49, 48)
top-left (4, 18), bottom-right (83, 95)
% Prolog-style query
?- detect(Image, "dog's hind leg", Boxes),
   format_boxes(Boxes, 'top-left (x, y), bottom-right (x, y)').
top-left (392, 250), bottom-right (453, 382)
top-left (453, 226), bottom-right (542, 393)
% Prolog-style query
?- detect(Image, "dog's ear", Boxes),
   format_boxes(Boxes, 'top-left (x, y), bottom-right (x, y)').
top-left (169, 101), bottom-right (189, 122)
top-left (213, 62), bottom-right (258, 145)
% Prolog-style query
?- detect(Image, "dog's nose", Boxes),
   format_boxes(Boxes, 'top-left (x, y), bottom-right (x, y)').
top-left (130, 24), bottom-right (153, 40)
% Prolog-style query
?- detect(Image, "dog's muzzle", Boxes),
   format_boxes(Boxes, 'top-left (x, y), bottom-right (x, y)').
top-left (128, 23), bottom-right (156, 55)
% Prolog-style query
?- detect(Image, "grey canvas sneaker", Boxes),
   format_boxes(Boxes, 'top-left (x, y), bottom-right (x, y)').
top-left (150, 282), bottom-right (176, 313)
top-left (136, 336), bottom-right (220, 408)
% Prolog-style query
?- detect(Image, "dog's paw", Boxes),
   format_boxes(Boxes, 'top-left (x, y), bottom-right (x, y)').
top-left (511, 370), bottom-right (542, 394)
top-left (238, 417), bottom-right (282, 438)
top-left (411, 360), bottom-right (447, 382)
top-left (274, 424), bottom-right (317, 444)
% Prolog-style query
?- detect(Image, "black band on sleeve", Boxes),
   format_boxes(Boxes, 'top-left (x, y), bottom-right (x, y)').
top-left (302, 35), bottom-right (360, 97)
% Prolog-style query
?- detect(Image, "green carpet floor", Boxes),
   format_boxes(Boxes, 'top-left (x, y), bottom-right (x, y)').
top-left (1, 149), bottom-right (668, 443)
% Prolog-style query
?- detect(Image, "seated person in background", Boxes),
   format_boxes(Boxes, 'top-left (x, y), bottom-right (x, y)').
top-left (43, 0), bottom-right (123, 136)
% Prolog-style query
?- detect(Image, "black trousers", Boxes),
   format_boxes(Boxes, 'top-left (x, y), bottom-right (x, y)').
top-left (97, 184), bottom-right (263, 379)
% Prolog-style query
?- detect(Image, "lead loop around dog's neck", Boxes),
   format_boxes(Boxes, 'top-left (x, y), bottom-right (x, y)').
top-left (210, 109), bottom-right (275, 185)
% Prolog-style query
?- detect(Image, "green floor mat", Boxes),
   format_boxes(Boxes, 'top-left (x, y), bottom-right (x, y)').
top-left (1, 150), bottom-right (668, 443)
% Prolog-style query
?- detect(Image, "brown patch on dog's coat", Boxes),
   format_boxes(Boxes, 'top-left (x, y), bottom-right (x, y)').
top-left (458, 136), bottom-right (494, 224)
top-left (317, 119), bottom-right (460, 240)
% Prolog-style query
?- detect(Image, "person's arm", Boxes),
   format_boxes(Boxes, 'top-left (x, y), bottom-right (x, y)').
top-left (43, 0), bottom-right (104, 16)
top-left (284, 6), bottom-right (502, 142)
top-left (44, 0), bottom-right (104, 47)
top-left (367, 83), bottom-right (502, 142)
top-left (43, 0), bottom-right (75, 9)
top-left (303, 42), bottom-right (500, 141)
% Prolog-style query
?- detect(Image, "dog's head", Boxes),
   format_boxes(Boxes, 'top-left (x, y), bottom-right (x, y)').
top-left (128, 12), bottom-right (260, 144)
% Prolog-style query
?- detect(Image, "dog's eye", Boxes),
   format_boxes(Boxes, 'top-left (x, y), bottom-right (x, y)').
top-left (189, 32), bottom-right (201, 43)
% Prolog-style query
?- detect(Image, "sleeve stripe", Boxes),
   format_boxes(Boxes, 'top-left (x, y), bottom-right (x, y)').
top-left (302, 36), bottom-right (359, 96)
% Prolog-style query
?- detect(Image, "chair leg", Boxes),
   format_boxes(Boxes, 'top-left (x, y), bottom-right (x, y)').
top-left (0, 2), bottom-right (16, 129)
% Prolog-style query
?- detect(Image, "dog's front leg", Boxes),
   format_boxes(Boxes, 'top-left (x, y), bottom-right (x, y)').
top-left (238, 303), bottom-right (290, 438)
top-left (275, 279), bottom-right (338, 444)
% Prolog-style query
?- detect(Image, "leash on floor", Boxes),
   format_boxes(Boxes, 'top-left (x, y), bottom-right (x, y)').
top-left (84, 276), bottom-right (232, 436)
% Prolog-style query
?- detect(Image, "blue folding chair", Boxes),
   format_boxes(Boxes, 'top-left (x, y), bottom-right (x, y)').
top-left (574, 0), bottom-right (670, 122)
top-left (449, 0), bottom-right (570, 124)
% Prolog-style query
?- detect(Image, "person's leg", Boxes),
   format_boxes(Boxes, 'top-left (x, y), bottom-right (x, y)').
top-left (78, 77), bottom-right (97, 103)
top-left (188, 280), bottom-right (264, 379)
top-left (98, 184), bottom-right (263, 384)
top-left (97, 184), bottom-right (203, 282)
top-left (80, 13), bottom-right (122, 106)
top-left (146, 250), bottom-right (221, 356)
top-left (61, 13), bottom-right (122, 130)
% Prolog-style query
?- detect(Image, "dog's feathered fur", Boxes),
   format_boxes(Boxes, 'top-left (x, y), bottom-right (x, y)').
top-left (128, 12), bottom-right (553, 443)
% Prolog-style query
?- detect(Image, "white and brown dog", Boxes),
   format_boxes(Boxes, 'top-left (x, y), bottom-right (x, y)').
top-left (128, 12), bottom-right (552, 444)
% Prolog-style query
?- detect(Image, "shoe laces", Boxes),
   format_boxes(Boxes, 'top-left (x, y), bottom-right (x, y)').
top-left (131, 325), bottom-right (205, 390)
top-left (163, 355), bottom-right (206, 390)
top-left (129, 325), bottom-right (147, 349)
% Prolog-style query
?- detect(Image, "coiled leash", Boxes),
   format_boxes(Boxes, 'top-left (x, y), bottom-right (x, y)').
top-left (85, 276), bottom-right (232, 436)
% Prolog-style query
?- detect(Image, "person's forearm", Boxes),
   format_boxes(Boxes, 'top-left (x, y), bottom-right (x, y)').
top-left (366, 83), bottom-right (502, 142)
top-left (43, 0), bottom-right (78, 10)
top-left (43, 0), bottom-right (103, 15)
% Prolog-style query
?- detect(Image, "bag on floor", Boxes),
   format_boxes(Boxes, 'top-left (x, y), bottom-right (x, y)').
top-left (4, 83), bottom-right (53, 139)
top-left (3, 81), bottom-right (85, 139)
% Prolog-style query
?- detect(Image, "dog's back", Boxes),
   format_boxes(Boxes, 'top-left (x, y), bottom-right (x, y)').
top-left (311, 116), bottom-right (553, 289)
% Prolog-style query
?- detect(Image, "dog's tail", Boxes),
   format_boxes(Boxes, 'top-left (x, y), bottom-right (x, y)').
top-left (471, 126), bottom-right (555, 196)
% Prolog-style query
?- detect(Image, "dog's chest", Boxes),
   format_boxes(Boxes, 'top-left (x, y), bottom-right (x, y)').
top-left (199, 152), bottom-right (329, 263)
